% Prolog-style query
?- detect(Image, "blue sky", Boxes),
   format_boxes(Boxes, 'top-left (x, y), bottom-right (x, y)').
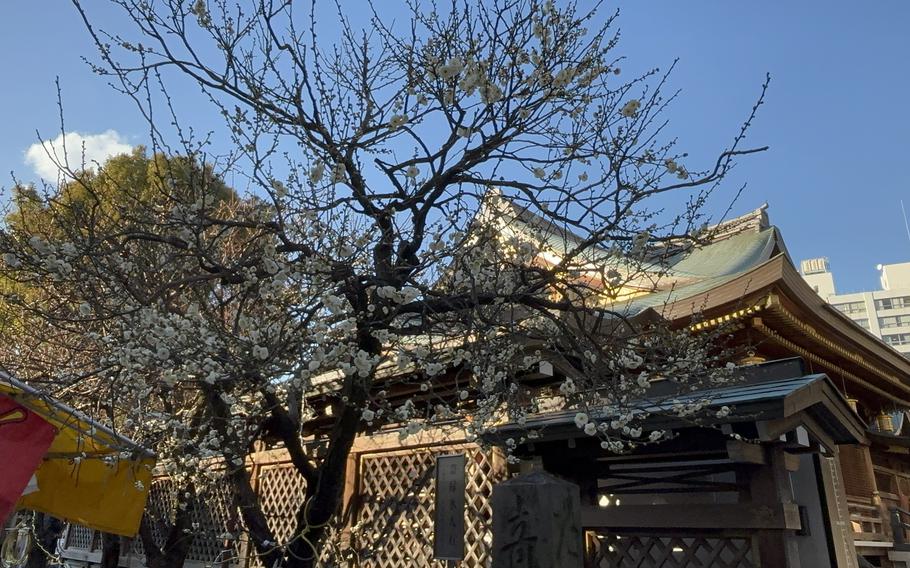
top-left (1, 1), bottom-right (908, 293)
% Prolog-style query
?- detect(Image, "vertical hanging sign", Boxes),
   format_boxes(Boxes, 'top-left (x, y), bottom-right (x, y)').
top-left (434, 453), bottom-right (466, 561)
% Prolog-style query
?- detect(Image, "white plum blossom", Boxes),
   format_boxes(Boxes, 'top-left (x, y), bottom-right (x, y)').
top-left (331, 162), bottom-right (347, 183)
top-left (60, 242), bottom-right (78, 257)
top-left (636, 372), bottom-right (650, 388)
top-left (28, 236), bottom-right (50, 254)
top-left (479, 82), bottom-right (503, 104)
top-left (309, 161), bottom-right (325, 183)
top-left (621, 351), bottom-right (644, 370)
top-left (621, 99), bottom-right (641, 117)
top-left (631, 230), bottom-right (651, 256)
top-left (559, 378), bottom-right (577, 395)
top-left (435, 56), bottom-right (464, 80)
top-left (573, 412), bottom-right (589, 428)
top-left (389, 114), bottom-right (408, 129)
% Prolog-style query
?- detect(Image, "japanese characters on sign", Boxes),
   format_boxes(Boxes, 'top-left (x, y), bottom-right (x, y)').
top-left (434, 453), bottom-right (466, 560)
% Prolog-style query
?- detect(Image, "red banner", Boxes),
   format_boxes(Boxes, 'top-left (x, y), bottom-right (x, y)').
top-left (0, 395), bottom-right (56, 522)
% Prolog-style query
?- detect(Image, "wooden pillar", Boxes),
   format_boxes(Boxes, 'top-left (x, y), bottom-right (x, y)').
top-left (339, 451), bottom-right (360, 550)
top-left (750, 446), bottom-right (801, 567)
top-left (859, 445), bottom-right (893, 541)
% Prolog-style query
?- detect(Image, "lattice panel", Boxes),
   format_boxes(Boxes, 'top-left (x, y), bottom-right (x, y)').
top-left (124, 477), bottom-right (239, 564)
top-left (145, 478), bottom-right (178, 549)
top-left (248, 463), bottom-right (343, 567)
top-left (588, 533), bottom-right (757, 568)
top-left (65, 525), bottom-right (93, 550)
top-left (257, 464), bottom-right (308, 543)
top-left (59, 444), bottom-right (503, 567)
top-left (356, 446), bottom-right (505, 567)
top-left (247, 463), bottom-right (308, 568)
top-left (839, 444), bottom-right (875, 498)
top-left (186, 480), bottom-right (239, 564)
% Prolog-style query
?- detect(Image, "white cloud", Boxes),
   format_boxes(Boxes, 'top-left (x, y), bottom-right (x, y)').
top-left (24, 130), bottom-right (133, 182)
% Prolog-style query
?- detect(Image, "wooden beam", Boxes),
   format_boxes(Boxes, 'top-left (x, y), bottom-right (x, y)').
top-left (726, 440), bottom-right (766, 465)
top-left (751, 317), bottom-right (910, 407)
top-left (580, 503), bottom-right (802, 530)
top-left (783, 452), bottom-right (801, 472)
top-left (756, 414), bottom-right (837, 454)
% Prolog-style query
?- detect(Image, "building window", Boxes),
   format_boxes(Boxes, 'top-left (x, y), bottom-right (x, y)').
top-left (833, 301), bottom-right (866, 315)
top-left (875, 296), bottom-right (910, 311)
top-left (883, 333), bottom-right (910, 346)
top-left (854, 318), bottom-right (870, 329)
top-left (880, 315), bottom-right (910, 329)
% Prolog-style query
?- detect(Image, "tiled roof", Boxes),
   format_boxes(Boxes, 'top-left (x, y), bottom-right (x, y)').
top-left (488, 193), bottom-right (785, 317)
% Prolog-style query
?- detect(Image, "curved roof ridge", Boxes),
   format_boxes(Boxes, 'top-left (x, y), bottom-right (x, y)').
top-left (704, 203), bottom-right (769, 242)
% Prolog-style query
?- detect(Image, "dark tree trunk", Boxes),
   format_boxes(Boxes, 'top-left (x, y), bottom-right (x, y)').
top-left (25, 513), bottom-right (64, 568)
top-left (284, 343), bottom-right (372, 567)
top-left (137, 490), bottom-right (196, 568)
top-left (100, 532), bottom-right (121, 568)
top-left (280, 331), bottom-right (377, 568)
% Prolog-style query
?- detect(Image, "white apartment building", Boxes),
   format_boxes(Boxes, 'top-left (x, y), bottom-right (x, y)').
top-left (801, 258), bottom-right (910, 357)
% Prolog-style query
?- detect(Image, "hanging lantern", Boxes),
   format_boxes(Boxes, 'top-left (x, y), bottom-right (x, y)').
top-left (738, 351), bottom-right (767, 366)
top-left (0, 525), bottom-right (32, 568)
top-left (846, 398), bottom-right (859, 413)
top-left (877, 411), bottom-right (895, 433)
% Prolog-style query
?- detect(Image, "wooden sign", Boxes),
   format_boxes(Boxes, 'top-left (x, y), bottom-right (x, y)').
top-left (434, 453), bottom-right (466, 560)
top-left (492, 471), bottom-right (582, 568)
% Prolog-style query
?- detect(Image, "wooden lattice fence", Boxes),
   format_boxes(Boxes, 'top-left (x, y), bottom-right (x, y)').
top-left (586, 532), bottom-right (758, 568)
top-left (57, 440), bottom-right (506, 567)
top-left (354, 445), bottom-right (506, 567)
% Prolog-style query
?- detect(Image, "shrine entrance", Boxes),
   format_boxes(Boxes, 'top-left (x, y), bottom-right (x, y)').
top-left (495, 362), bottom-right (867, 568)
top-left (581, 456), bottom-right (763, 568)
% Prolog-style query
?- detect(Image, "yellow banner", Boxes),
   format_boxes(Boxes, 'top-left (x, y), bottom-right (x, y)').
top-left (1, 375), bottom-right (155, 536)
top-left (20, 457), bottom-right (154, 536)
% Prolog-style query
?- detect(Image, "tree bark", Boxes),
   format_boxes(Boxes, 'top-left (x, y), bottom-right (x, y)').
top-left (137, 514), bottom-right (163, 566)
top-left (100, 532), bottom-right (121, 568)
top-left (283, 332), bottom-right (375, 568)
top-left (137, 492), bottom-right (196, 568)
